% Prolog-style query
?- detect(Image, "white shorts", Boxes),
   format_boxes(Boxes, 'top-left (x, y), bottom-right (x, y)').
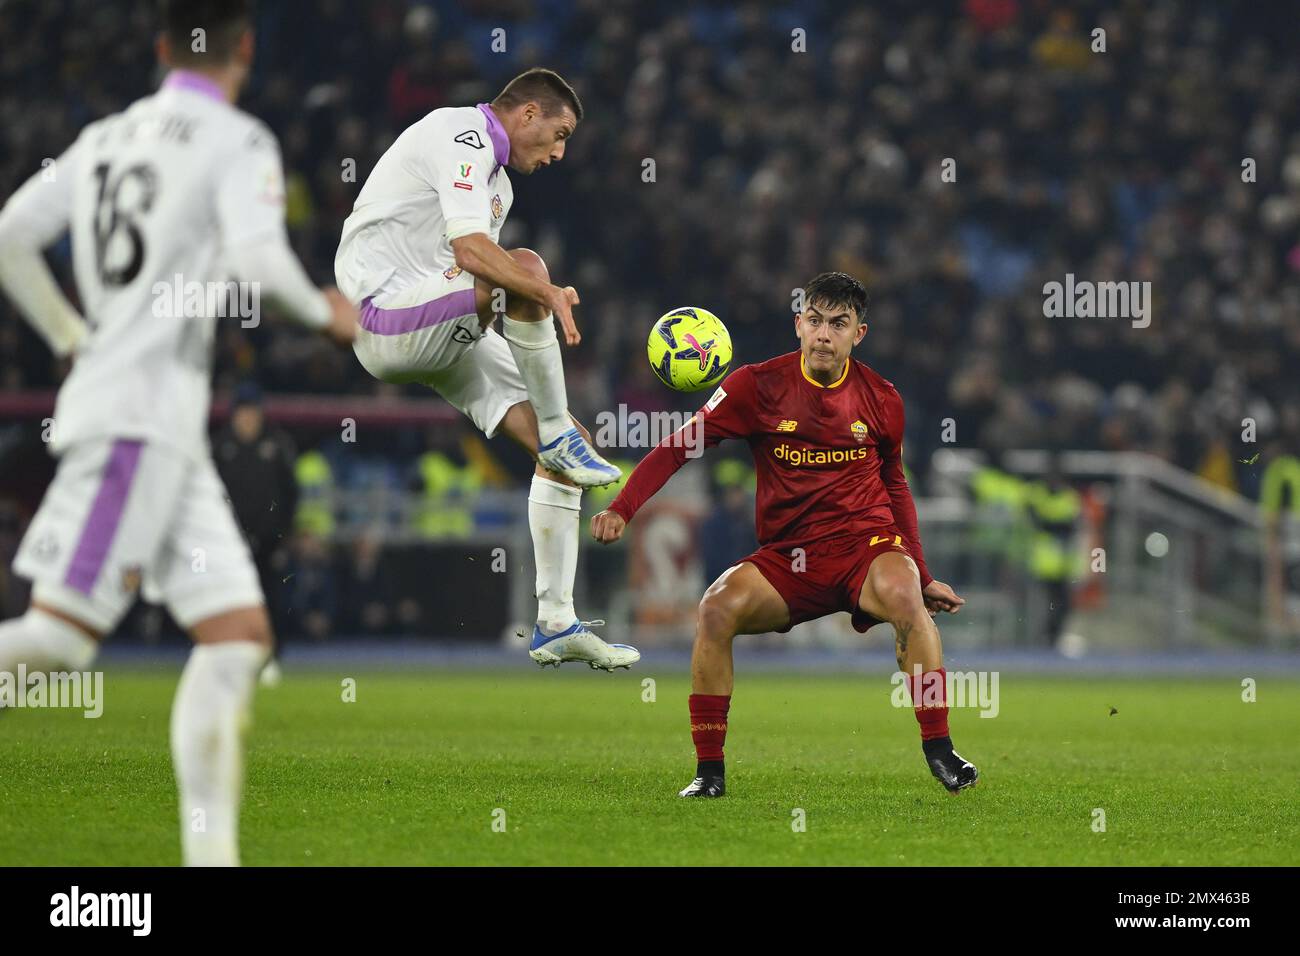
top-left (352, 268), bottom-right (528, 439)
top-left (13, 439), bottom-right (263, 633)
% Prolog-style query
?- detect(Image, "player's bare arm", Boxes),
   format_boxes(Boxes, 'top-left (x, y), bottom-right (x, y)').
top-left (451, 226), bottom-right (580, 346)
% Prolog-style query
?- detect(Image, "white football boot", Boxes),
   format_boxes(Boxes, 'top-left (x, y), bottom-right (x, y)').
top-left (536, 427), bottom-right (622, 488)
top-left (528, 619), bottom-right (640, 671)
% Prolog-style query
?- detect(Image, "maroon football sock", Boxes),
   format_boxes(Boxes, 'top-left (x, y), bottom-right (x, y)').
top-left (689, 693), bottom-right (730, 762)
top-left (907, 668), bottom-right (950, 741)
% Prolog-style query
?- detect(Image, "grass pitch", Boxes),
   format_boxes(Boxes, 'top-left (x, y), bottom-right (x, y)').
top-left (1, 668), bottom-right (1296, 866)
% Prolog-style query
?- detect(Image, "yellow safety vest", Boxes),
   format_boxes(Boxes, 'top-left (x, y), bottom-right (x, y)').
top-left (294, 451), bottom-right (335, 536)
top-left (414, 452), bottom-right (480, 539)
top-left (1261, 456), bottom-right (1300, 517)
top-left (1026, 483), bottom-right (1082, 581)
top-left (970, 467), bottom-right (1031, 557)
top-left (713, 459), bottom-right (757, 493)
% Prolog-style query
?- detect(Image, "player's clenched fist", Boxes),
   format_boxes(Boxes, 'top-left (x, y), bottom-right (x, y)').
top-left (590, 509), bottom-right (626, 544)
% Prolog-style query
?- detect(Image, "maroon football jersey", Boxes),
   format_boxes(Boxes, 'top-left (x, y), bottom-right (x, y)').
top-left (610, 350), bottom-right (932, 586)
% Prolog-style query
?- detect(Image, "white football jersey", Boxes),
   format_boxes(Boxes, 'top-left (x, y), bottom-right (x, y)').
top-left (2, 71), bottom-right (294, 459)
top-left (334, 103), bottom-right (515, 305)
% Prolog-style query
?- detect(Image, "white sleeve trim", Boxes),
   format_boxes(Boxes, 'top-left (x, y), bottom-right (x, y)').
top-left (446, 218), bottom-right (491, 242)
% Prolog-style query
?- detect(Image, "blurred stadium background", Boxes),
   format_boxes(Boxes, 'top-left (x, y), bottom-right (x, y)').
top-left (2, 0), bottom-right (1299, 662)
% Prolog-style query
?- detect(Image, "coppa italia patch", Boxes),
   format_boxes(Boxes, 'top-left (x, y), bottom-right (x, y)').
top-left (454, 162), bottom-right (474, 190)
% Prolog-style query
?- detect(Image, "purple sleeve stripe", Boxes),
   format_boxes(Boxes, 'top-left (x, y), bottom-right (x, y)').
top-left (359, 290), bottom-right (479, 336)
top-left (64, 439), bottom-right (145, 596)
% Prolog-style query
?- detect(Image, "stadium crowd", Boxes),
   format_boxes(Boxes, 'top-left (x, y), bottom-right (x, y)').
top-left (2, 0), bottom-right (1298, 636)
top-left (3, 0), bottom-right (1298, 491)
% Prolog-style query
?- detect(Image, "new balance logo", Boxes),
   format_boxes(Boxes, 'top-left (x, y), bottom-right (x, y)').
top-left (776, 420), bottom-right (798, 432)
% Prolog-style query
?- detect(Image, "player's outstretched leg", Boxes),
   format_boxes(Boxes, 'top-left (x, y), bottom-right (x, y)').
top-left (171, 606), bottom-right (270, 866)
top-left (496, 401), bottom-right (639, 671)
top-left (680, 563), bottom-right (790, 797)
top-left (858, 553), bottom-right (978, 793)
top-left (477, 249), bottom-right (619, 488)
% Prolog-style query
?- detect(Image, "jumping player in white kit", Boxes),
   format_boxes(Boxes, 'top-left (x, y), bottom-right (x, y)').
top-left (0, 0), bottom-right (356, 865)
top-left (335, 68), bottom-right (639, 671)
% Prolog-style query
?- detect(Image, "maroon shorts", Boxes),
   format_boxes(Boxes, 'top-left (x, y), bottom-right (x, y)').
top-left (736, 527), bottom-right (914, 633)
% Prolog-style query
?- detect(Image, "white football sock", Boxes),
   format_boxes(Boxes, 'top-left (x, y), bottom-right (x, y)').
top-left (528, 474), bottom-right (582, 632)
top-left (0, 607), bottom-right (98, 674)
top-left (502, 314), bottom-right (571, 447)
top-left (170, 641), bottom-right (267, 867)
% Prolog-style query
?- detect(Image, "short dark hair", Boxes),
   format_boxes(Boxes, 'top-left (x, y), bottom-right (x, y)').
top-left (803, 271), bottom-right (868, 324)
top-left (160, 0), bottom-right (251, 66)
top-left (493, 68), bottom-right (584, 122)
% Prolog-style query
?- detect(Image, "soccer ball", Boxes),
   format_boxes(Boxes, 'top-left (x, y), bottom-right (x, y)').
top-left (647, 307), bottom-right (733, 392)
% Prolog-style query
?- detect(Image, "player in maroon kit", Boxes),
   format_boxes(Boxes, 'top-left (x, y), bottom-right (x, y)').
top-left (591, 272), bottom-right (978, 797)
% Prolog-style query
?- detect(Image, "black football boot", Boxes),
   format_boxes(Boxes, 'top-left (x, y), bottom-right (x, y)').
top-left (923, 737), bottom-right (979, 793)
top-left (679, 760), bottom-right (726, 797)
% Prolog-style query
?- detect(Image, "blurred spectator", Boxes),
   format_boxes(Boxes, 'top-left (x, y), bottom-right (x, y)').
top-left (213, 382), bottom-right (299, 641)
top-left (1026, 458), bottom-right (1083, 647)
top-left (336, 530), bottom-right (396, 636)
top-left (700, 481), bottom-right (759, 586)
top-left (281, 530), bottom-right (338, 641)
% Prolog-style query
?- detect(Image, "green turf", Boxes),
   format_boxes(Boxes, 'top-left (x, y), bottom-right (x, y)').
top-left (1, 668), bottom-right (1297, 865)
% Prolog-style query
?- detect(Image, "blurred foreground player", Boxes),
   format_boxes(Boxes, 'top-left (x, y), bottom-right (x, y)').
top-left (335, 67), bottom-right (637, 670)
top-left (0, 0), bottom-right (356, 863)
top-left (592, 273), bottom-right (978, 796)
